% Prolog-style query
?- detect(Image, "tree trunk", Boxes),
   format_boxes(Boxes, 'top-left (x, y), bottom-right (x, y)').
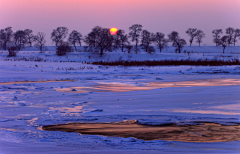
top-left (135, 39), bottom-right (138, 48)
top-left (3, 42), bottom-right (7, 50)
top-left (135, 46), bottom-right (138, 54)
top-left (74, 43), bottom-right (77, 51)
top-left (223, 47), bottom-right (225, 54)
top-left (100, 48), bottom-right (103, 56)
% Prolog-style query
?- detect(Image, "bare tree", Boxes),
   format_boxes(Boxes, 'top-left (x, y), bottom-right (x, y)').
top-left (126, 44), bottom-right (133, 54)
top-left (129, 24), bottom-right (143, 49)
top-left (68, 30), bottom-right (82, 51)
top-left (168, 31), bottom-right (186, 53)
top-left (84, 26), bottom-right (101, 48)
top-left (7, 44), bottom-right (18, 57)
top-left (106, 34), bottom-right (115, 52)
top-left (34, 32), bottom-right (47, 53)
top-left (155, 32), bottom-right (168, 53)
top-left (0, 29), bottom-right (4, 49)
top-left (14, 30), bottom-right (27, 51)
top-left (115, 30), bottom-right (129, 52)
top-left (84, 26), bottom-right (112, 56)
top-left (186, 28), bottom-right (197, 46)
top-left (233, 29), bottom-right (240, 46)
top-left (51, 27), bottom-right (68, 46)
top-left (24, 29), bottom-right (35, 47)
top-left (216, 36), bottom-right (229, 53)
top-left (1, 27), bottom-right (14, 50)
top-left (56, 41), bottom-right (73, 56)
top-left (195, 30), bottom-right (205, 46)
top-left (226, 27), bottom-right (235, 46)
top-left (140, 30), bottom-right (155, 53)
top-left (212, 29), bottom-right (223, 46)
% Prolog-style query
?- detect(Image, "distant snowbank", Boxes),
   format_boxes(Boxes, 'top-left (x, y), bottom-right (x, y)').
top-left (1, 46), bottom-right (240, 63)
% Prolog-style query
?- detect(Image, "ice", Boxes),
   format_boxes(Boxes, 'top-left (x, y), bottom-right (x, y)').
top-left (0, 47), bottom-right (240, 153)
top-left (91, 109), bottom-right (103, 112)
top-left (18, 103), bottom-right (27, 106)
top-left (12, 96), bottom-right (17, 101)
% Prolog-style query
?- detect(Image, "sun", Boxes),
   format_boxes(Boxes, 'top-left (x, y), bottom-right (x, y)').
top-left (110, 28), bottom-right (118, 35)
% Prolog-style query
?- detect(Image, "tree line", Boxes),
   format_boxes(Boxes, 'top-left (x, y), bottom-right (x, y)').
top-left (0, 25), bottom-right (240, 56)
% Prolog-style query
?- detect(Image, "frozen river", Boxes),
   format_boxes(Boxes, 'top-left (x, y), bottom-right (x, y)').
top-left (1, 76), bottom-right (240, 154)
top-left (0, 49), bottom-right (240, 153)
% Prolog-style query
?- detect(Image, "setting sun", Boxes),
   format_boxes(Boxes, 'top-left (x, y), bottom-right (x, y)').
top-left (110, 28), bottom-right (118, 35)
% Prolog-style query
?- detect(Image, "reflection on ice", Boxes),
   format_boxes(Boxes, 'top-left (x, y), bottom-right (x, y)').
top-left (166, 109), bottom-right (240, 115)
top-left (148, 78), bottom-right (240, 88)
top-left (49, 106), bottom-right (83, 115)
top-left (55, 78), bottom-right (240, 93)
top-left (210, 103), bottom-right (240, 110)
top-left (164, 103), bottom-right (240, 116)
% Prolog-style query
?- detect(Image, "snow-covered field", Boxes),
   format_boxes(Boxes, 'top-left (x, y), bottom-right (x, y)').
top-left (0, 46), bottom-right (240, 154)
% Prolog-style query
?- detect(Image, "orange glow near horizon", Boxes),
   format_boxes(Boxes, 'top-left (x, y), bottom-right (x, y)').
top-left (110, 28), bottom-right (118, 35)
top-left (1, 0), bottom-right (240, 45)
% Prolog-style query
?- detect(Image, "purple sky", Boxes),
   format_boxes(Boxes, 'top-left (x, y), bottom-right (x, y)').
top-left (1, 0), bottom-right (240, 45)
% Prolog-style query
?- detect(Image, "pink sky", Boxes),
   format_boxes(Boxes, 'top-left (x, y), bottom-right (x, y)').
top-left (1, 0), bottom-right (240, 45)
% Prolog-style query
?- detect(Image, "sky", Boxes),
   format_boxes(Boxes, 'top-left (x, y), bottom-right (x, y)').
top-left (1, 0), bottom-right (240, 45)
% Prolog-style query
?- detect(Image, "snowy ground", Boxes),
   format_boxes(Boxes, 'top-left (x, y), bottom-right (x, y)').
top-left (0, 46), bottom-right (240, 154)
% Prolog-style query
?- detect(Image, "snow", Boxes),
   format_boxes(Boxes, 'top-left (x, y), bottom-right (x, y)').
top-left (0, 46), bottom-right (240, 153)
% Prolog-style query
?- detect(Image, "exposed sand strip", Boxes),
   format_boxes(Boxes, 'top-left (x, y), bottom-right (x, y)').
top-left (42, 120), bottom-right (240, 142)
